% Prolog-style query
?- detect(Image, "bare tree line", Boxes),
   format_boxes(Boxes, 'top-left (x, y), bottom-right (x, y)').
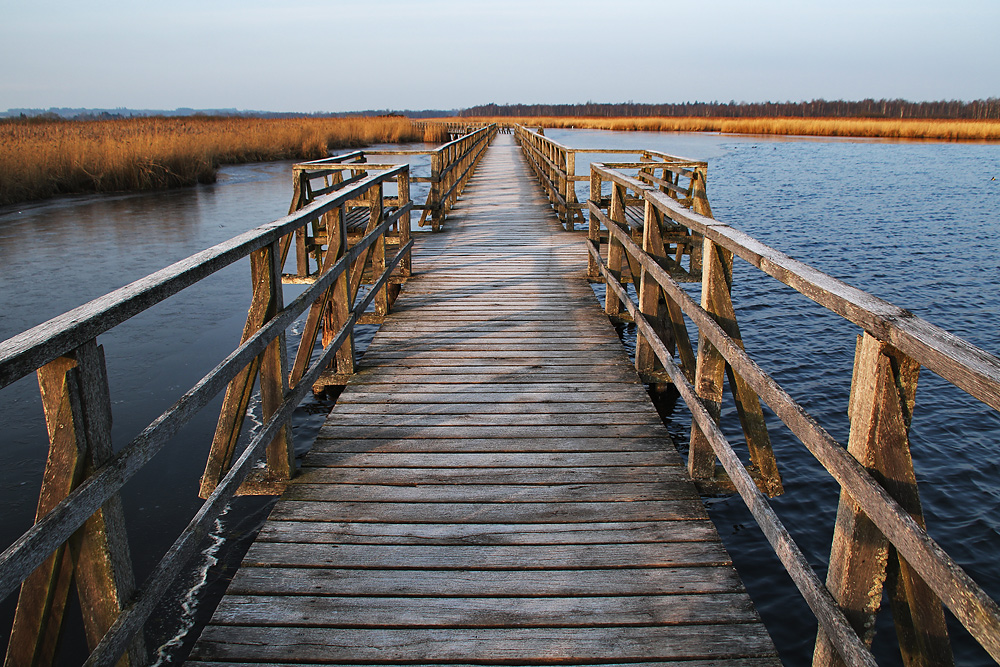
top-left (462, 99), bottom-right (1000, 120)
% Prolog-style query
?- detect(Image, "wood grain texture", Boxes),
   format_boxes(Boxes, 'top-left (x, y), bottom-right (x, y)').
top-left (187, 133), bottom-right (777, 666)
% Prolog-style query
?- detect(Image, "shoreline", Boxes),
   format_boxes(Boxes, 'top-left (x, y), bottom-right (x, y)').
top-left (457, 115), bottom-right (1000, 143)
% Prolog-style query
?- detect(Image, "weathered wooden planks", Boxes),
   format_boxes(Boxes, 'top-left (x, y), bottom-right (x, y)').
top-left (187, 134), bottom-right (778, 666)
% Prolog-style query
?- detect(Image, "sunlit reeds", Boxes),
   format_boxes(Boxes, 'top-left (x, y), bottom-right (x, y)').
top-left (0, 116), bottom-right (424, 206)
top-left (422, 124), bottom-right (451, 143)
top-left (461, 115), bottom-right (1000, 142)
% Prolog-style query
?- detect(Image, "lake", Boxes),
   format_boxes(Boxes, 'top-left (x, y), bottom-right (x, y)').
top-left (1, 129), bottom-right (998, 664)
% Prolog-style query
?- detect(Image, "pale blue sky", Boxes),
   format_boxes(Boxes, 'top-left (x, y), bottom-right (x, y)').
top-left (1, 0), bottom-right (996, 112)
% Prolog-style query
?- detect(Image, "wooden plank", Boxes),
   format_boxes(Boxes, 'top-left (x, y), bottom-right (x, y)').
top-left (227, 565), bottom-right (745, 597)
top-left (291, 466), bottom-right (686, 485)
top-left (266, 500), bottom-right (707, 523)
top-left (188, 626), bottom-right (778, 663)
top-left (312, 425), bottom-right (672, 440)
top-left (301, 450), bottom-right (678, 467)
top-left (255, 520), bottom-right (720, 545)
top-left (319, 412), bottom-right (663, 426)
top-left (335, 390), bottom-right (651, 403)
top-left (189, 660), bottom-right (779, 667)
top-left (281, 482), bottom-right (697, 503)
top-left (242, 542), bottom-right (731, 569)
top-left (329, 400), bottom-right (652, 414)
top-left (208, 593), bottom-right (761, 627)
top-left (308, 436), bottom-right (678, 454)
top-left (345, 373), bottom-right (642, 384)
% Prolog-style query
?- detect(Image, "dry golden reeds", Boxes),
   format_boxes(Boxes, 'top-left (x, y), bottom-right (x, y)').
top-left (459, 115), bottom-right (1000, 142)
top-left (0, 116), bottom-right (423, 206)
top-left (422, 124), bottom-right (451, 143)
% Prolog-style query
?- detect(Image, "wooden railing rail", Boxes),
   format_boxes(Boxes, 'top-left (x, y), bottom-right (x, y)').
top-left (588, 160), bottom-right (1000, 666)
top-left (513, 124), bottom-right (709, 231)
top-left (0, 166), bottom-right (413, 666)
top-left (412, 120), bottom-right (513, 137)
top-left (290, 124), bottom-right (495, 236)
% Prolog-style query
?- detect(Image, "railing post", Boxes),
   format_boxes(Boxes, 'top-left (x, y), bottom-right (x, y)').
top-left (397, 170), bottom-right (412, 281)
top-left (563, 151), bottom-right (576, 231)
top-left (636, 201), bottom-right (696, 383)
top-left (556, 146), bottom-right (567, 228)
top-left (604, 182), bottom-right (626, 319)
top-left (323, 205), bottom-right (356, 376)
top-left (588, 168), bottom-right (602, 281)
top-left (6, 341), bottom-right (143, 667)
top-left (687, 238), bottom-right (729, 482)
top-left (370, 183), bottom-right (389, 317)
top-left (814, 333), bottom-right (953, 667)
top-left (289, 205), bottom-right (354, 391)
top-left (201, 240), bottom-right (293, 497)
top-left (258, 240), bottom-right (295, 484)
top-left (688, 166), bottom-right (711, 274)
top-left (688, 238), bottom-right (782, 495)
top-left (429, 152), bottom-right (442, 231)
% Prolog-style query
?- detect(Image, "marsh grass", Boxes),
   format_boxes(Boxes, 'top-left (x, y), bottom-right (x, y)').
top-left (463, 115), bottom-right (1000, 142)
top-left (0, 116), bottom-right (423, 206)
top-left (423, 124), bottom-right (451, 143)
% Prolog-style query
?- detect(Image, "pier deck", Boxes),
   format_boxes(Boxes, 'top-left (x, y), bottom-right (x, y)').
top-left (186, 135), bottom-right (779, 665)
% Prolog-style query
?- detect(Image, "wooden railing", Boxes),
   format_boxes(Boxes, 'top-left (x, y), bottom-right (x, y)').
top-left (290, 124), bottom-right (495, 235)
top-left (412, 120), bottom-right (512, 138)
top-left (513, 124), bottom-right (710, 231)
top-left (587, 160), bottom-right (1000, 666)
top-left (0, 165), bottom-right (413, 666)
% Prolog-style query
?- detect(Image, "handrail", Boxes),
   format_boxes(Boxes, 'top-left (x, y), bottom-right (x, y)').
top-left (587, 159), bottom-right (1000, 665)
top-left (513, 124), bottom-right (710, 230)
top-left (0, 164), bottom-right (413, 666)
top-left (0, 171), bottom-right (383, 389)
top-left (290, 124), bottom-right (496, 237)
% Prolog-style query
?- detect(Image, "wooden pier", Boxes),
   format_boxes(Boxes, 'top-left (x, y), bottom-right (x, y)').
top-left (5, 123), bottom-right (1000, 666)
top-left (186, 134), bottom-right (779, 665)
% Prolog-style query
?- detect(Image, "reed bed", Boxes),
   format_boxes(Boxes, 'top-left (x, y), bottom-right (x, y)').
top-left (422, 123), bottom-right (451, 143)
top-left (0, 116), bottom-right (424, 206)
top-left (463, 116), bottom-right (1000, 142)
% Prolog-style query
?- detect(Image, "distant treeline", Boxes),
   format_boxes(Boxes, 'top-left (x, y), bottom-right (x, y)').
top-left (1, 107), bottom-right (459, 121)
top-left (461, 99), bottom-right (1000, 120)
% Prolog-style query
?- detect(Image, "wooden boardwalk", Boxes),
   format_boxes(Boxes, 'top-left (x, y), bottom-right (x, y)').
top-left (187, 135), bottom-right (780, 665)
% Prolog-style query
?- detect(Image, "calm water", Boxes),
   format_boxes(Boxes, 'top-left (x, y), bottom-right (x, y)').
top-left (1, 131), bottom-right (998, 664)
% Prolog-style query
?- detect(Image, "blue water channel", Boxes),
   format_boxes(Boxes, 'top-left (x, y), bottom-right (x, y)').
top-left (1, 131), bottom-right (998, 664)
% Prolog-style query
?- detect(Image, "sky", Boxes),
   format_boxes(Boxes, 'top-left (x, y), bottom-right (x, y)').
top-left (1, 0), bottom-right (997, 113)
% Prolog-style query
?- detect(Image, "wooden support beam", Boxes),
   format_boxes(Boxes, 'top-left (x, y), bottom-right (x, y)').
top-left (636, 202), bottom-right (675, 377)
top-left (6, 342), bottom-right (142, 667)
top-left (370, 186), bottom-right (389, 317)
top-left (588, 170), bottom-right (602, 281)
top-left (604, 183), bottom-right (626, 319)
top-left (323, 206), bottom-right (356, 377)
top-left (814, 334), bottom-right (953, 667)
top-left (688, 239), bottom-right (782, 496)
top-left (200, 241), bottom-right (293, 498)
top-left (257, 241), bottom-right (295, 488)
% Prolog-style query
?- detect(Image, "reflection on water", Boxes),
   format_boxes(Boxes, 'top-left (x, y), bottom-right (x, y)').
top-left (1, 132), bottom-right (998, 664)
top-left (552, 128), bottom-right (1000, 666)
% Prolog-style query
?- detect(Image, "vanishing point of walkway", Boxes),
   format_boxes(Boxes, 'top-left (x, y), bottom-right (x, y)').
top-left (187, 135), bottom-right (780, 665)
